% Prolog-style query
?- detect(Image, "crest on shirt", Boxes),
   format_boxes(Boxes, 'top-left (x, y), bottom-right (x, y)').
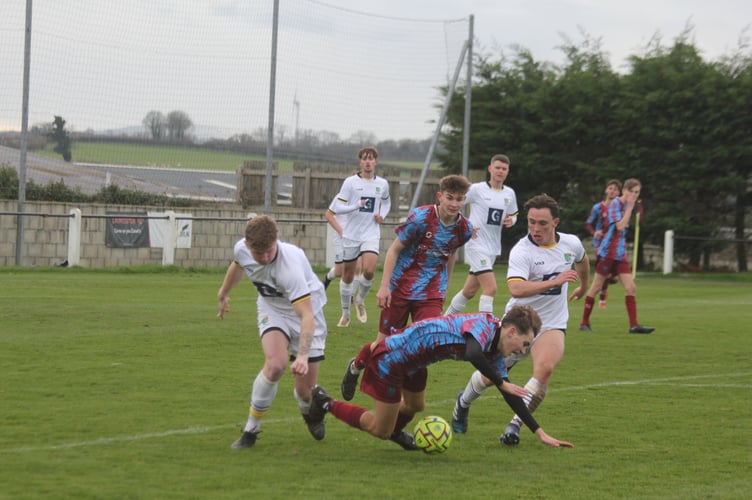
top-left (563, 252), bottom-right (574, 264)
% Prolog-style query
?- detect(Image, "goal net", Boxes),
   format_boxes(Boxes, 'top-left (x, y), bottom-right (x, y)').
top-left (1, 0), bottom-right (470, 149)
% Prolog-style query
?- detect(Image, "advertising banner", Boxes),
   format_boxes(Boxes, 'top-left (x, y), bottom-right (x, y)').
top-left (105, 213), bottom-right (150, 247)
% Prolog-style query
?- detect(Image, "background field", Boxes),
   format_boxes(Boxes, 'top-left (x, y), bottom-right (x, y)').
top-left (38, 142), bottom-right (280, 172)
top-left (1, 266), bottom-right (750, 499)
top-left (35, 142), bottom-right (431, 173)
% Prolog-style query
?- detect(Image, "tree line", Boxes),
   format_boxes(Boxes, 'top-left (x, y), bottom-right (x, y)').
top-left (439, 29), bottom-right (752, 271)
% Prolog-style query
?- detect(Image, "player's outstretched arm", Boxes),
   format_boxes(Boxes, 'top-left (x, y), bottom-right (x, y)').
top-left (534, 428), bottom-right (574, 448)
top-left (217, 261), bottom-right (245, 319)
top-left (498, 380), bottom-right (527, 398)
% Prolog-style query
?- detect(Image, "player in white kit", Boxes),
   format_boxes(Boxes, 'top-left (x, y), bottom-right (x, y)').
top-left (445, 154), bottom-right (518, 315)
top-left (450, 194), bottom-right (589, 446)
top-left (331, 147), bottom-right (391, 327)
top-left (217, 215), bottom-right (329, 449)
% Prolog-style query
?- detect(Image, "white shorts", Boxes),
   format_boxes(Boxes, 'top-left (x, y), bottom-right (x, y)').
top-left (342, 237), bottom-right (380, 262)
top-left (256, 303), bottom-right (327, 360)
top-left (332, 233), bottom-right (344, 264)
top-left (464, 246), bottom-right (496, 274)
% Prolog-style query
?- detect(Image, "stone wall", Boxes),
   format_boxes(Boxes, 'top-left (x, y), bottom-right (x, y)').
top-left (0, 200), bottom-right (398, 268)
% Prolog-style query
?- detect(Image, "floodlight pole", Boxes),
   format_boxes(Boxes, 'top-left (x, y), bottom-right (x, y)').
top-left (461, 15), bottom-right (473, 180)
top-left (410, 38), bottom-right (470, 211)
top-left (264, 0), bottom-right (279, 214)
top-left (16, 0), bottom-right (33, 265)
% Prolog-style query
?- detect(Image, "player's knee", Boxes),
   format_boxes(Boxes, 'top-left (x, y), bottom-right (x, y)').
top-left (533, 361), bottom-right (557, 381)
top-left (263, 360), bottom-right (288, 379)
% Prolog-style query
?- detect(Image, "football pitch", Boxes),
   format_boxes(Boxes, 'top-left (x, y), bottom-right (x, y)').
top-left (1, 266), bottom-right (750, 499)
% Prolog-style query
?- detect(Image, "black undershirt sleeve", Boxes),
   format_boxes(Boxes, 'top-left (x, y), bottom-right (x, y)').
top-left (500, 384), bottom-right (540, 434)
top-left (463, 336), bottom-right (540, 434)
top-left (463, 336), bottom-right (504, 387)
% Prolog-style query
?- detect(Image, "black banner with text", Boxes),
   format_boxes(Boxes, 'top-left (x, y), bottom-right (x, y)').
top-left (105, 213), bottom-right (150, 247)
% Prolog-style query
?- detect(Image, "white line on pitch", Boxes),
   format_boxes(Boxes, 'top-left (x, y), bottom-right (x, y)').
top-left (2, 373), bottom-right (748, 454)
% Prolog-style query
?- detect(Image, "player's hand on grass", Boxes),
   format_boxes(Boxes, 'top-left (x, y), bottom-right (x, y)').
top-left (535, 428), bottom-right (574, 448)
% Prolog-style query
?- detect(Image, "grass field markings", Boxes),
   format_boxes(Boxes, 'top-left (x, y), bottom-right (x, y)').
top-left (643, 383), bottom-right (751, 388)
top-left (3, 373), bottom-right (749, 455)
top-left (551, 372), bottom-right (751, 392)
top-left (0, 417), bottom-right (302, 454)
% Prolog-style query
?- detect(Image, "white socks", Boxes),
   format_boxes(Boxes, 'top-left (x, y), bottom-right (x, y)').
top-left (340, 280), bottom-right (354, 315)
top-left (510, 377), bottom-right (547, 428)
top-left (458, 370), bottom-right (490, 407)
top-left (478, 294), bottom-right (494, 313)
top-left (245, 371), bottom-right (278, 432)
top-left (356, 276), bottom-right (373, 304)
top-left (445, 291), bottom-right (469, 315)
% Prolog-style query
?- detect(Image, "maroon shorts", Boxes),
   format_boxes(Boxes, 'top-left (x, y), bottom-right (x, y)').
top-left (595, 258), bottom-right (631, 277)
top-left (377, 296), bottom-right (444, 336)
top-left (360, 342), bottom-right (428, 404)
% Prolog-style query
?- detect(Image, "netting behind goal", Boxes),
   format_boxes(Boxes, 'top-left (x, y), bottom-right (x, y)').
top-left (1, 0), bottom-right (469, 151)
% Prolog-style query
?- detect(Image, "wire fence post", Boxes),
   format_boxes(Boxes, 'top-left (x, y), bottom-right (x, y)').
top-left (162, 211), bottom-right (176, 266)
top-left (67, 208), bottom-right (81, 266)
top-left (663, 229), bottom-right (674, 274)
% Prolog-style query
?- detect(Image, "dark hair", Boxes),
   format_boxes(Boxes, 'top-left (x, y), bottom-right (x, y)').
top-left (524, 193), bottom-right (560, 219)
top-left (358, 146), bottom-right (378, 160)
top-left (606, 179), bottom-right (622, 190)
top-left (439, 175), bottom-right (471, 195)
top-left (502, 305), bottom-right (542, 338)
top-left (244, 215), bottom-right (278, 252)
top-left (490, 154), bottom-right (510, 165)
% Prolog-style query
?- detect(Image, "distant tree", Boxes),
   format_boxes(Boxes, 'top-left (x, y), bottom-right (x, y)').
top-left (142, 110), bottom-right (166, 140)
top-left (165, 110), bottom-right (193, 141)
top-left (317, 130), bottom-right (341, 145)
top-left (719, 44), bottom-right (752, 271)
top-left (48, 115), bottom-right (72, 162)
top-left (348, 130), bottom-right (378, 145)
top-left (30, 121), bottom-right (52, 136)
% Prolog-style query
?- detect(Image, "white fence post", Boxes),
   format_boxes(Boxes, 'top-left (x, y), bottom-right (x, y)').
top-left (162, 211), bottom-right (176, 266)
top-left (663, 229), bottom-right (674, 274)
top-left (67, 208), bottom-right (82, 266)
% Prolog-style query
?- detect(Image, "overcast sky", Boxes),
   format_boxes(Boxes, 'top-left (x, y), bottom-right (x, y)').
top-left (1, 0), bottom-right (749, 142)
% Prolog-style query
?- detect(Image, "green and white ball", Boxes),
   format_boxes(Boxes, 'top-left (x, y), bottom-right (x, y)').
top-left (413, 415), bottom-right (452, 454)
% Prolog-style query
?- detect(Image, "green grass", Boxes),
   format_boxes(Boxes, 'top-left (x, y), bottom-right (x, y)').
top-left (36, 141), bottom-right (437, 173)
top-left (1, 266), bottom-right (751, 499)
top-left (37, 142), bottom-right (294, 172)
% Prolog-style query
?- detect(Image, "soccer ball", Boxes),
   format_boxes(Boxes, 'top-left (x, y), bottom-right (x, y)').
top-left (413, 415), bottom-right (452, 454)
